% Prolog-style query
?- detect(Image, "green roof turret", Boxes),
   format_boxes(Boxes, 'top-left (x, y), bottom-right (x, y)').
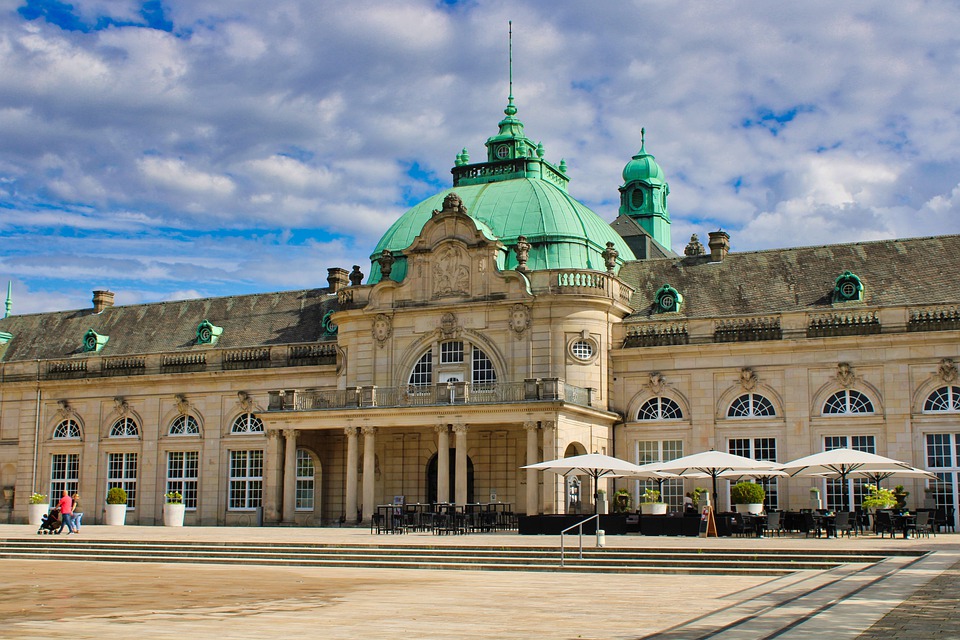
top-left (619, 127), bottom-right (672, 250)
top-left (621, 128), bottom-right (666, 185)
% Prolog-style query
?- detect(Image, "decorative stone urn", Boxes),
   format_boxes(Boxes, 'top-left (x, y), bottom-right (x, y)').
top-left (163, 503), bottom-right (185, 527)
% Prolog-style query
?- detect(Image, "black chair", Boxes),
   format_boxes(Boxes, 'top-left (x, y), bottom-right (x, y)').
top-left (875, 510), bottom-right (895, 538)
top-left (911, 511), bottom-right (934, 538)
top-left (936, 507), bottom-right (955, 533)
top-left (800, 512), bottom-right (821, 538)
top-left (834, 511), bottom-right (855, 537)
top-left (763, 511), bottom-right (783, 537)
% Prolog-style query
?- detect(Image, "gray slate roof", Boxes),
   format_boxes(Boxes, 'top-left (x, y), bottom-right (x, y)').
top-left (0, 288), bottom-right (336, 363)
top-left (618, 234), bottom-right (960, 320)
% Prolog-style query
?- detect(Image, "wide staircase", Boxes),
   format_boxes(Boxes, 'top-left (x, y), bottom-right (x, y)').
top-left (0, 537), bottom-right (922, 576)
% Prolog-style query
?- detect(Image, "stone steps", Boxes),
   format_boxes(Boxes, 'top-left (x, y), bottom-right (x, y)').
top-left (0, 538), bottom-right (919, 576)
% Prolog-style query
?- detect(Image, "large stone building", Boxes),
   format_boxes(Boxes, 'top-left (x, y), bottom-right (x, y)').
top-left (1, 93), bottom-right (958, 527)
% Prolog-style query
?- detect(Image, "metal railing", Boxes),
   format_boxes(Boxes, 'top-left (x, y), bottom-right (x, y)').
top-left (559, 514), bottom-right (600, 567)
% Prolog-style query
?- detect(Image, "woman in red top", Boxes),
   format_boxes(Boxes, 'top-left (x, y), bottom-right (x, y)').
top-left (57, 490), bottom-right (78, 534)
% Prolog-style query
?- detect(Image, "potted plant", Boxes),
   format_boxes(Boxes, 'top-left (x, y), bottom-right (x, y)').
top-left (861, 484), bottom-right (897, 512)
top-left (105, 487), bottom-right (128, 526)
top-left (731, 482), bottom-right (765, 515)
top-left (809, 486), bottom-right (822, 510)
top-left (892, 484), bottom-right (910, 510)
top-left (612, 489), bottom-right (632, 514)
top-left (27, 492), bottom-right (48, 526)
top-left (163, 491), bottom-right (185, 527)
top-left (596, 489), bottom-right (608, 515)
top-left (639, 488), bottom-right (667, 515)
top-left (691, 487), bottom-right (707, 511)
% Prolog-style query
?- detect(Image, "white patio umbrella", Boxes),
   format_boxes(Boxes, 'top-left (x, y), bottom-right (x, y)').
top-left (522, 453), bottom-right (654, 517)
top-left (780, 448), bottom-right (917, 511)
top-left (643, 450), bottom-right (784, 510)
top-left (813, 467), bottom-right (937, 488)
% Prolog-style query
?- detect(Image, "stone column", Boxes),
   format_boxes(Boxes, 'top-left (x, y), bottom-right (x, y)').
top-left (281, 429), bottom-right (299, 524)
top-left (264, 430), bottom-right (283, 523)
top-left (524, 421), bottom-right (540, 516)
top-left (453, 423), bottom-right (469, 505)
top-left (344, 427), bottom-right (359, 523)
top-left (541, 420), bottom-right (558, 514)
top-left (436, 424), bottom-right (450, 503)
top-left (361, 426), bottom-right (377, 522)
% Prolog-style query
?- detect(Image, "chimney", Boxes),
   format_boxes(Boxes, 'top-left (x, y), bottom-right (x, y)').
top-left (707, 230), bottom-right (730, 262)
top-left (326, 267), bottom-right (349, 293)
top-left (92, 290), bottom-right (115, 313)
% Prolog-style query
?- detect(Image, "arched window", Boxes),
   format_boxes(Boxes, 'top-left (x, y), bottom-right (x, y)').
top-left (409, 350), bottom-right (433, 387)
top-left (53, 419), bottom-right (82, 439)
top-left (169, 415), bottom-right (201, 436)
top-left (637, 397), bottom-right (684, 420)
top-left (472, 347), bottom-right (497, 386)
top-left (823, 390), bottom-right (874, 415)
top-left (296, 449), bottom-right (315, 511)
top-left (110, 417), bottom-right (139, 438)
top-left (231, 413), bottom-right (264, 434)
top-left (924, 386), bottom-right (960, 413)
top-left (727, 393), bottom-right (776, 418)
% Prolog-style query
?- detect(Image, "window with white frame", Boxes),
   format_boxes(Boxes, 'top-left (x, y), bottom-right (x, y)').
top-left (821, 435), bottom-right (875, 510)
top-left (229, 450), bottom-right (263, 510)
top-left (635, 440), bottom-right (683, 510)
top-left (637, 397), bottom-right (683, 420)
top-left (926, 433), bottom-right (958, 530)
top-left (471, 347), bottom-right (497, 387)
top-left (231, 413), bottom-right (263, 434)
top-left (169, 415), bottom-right (200, 436)
top-left (110, 417), bottom-right (139, 438)
top-left (296, 448), bottom-right (315, 511)
top-left (727, 393), bottom-right (776, 418)
top-left (924, 386), bottom-right (960, 413)
top-left (822, 390), bottom-right (874, 415)
top-left (50, 453), bottom-right (79, 507)
top-left (107, 452), bottom-right (138, 508)
top-left (166, 451), bottom-right (199, 509)
top-left (53, 419), bottom-right (82, 439)
top-left (440, 341), bottom-right (464, 364)
top-left (409, 350), bottom-right (433, 387)
top-left (727, 438), bottom-right (779, 510)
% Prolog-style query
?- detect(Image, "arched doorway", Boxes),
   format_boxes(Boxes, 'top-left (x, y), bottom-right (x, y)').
top-left (563, 442), bottom-right (588, 514)
top-left (426, 450), bottom-right (474, 504)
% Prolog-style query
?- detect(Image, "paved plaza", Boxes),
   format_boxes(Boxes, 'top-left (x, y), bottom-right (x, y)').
top-left (0, 524), bottom-right (958, 639)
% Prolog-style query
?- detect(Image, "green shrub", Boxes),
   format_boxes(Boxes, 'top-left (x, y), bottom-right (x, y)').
top-left (29, 492), bottom-right (48, 504)
top-left (640, 488), bottom-right (663, 504)
top-left (106, 487), bottom-right (127, 505)
top-left (730, 482), bottom-right (765, 505)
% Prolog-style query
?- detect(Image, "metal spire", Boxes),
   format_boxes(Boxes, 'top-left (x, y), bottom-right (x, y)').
top-left (4, 281), bottom-right (10, 318)
top-left (504, 21), bottom-right (517, 116)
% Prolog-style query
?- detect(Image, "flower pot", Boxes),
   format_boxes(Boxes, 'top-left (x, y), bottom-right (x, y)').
top-left (28, 503), bottom-right (47, 526)
top-left (640, 503), bottom-right (668, 515)
top-left (597, 499), bottom-right (608, 515)
top-left (104, 503), bottom-right (127, 526)
top-left (163, 503), bottom-right (185, 527)
top-left (735, 503), bottom-right (764, 515)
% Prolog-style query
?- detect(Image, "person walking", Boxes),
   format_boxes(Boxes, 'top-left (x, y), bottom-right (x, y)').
top-left (57, 490), bottom-right (78, 535)
top-left (71, 493), bottom-right (83, 533)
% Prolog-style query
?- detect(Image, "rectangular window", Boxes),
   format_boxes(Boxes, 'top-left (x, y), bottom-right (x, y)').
top-left (822, 435), bottom-right (875, 510)
top-left (295, 452), bottom-right (314, 511)
top-left (927, 434), bottom-right (952, 468)
top-left (635, 440), bottom-right (683, 510)
top-left (727, 438), bottom-right (779, 510)
top-left (229, 450), bottom-right (263, 510)
top-left (925, 435), bottom-right (960, 530)
top-left (440, 341), bottom-right (464, 364)
top-left (107, 452), bottom-right (138, 509)
top-left (50, 453), bottom-right (80, 507)
top-left (166, 451), bottom-right (199, 510)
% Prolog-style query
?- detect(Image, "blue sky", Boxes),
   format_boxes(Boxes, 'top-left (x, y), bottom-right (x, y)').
top-left (2, 0), bottom-right (960, 314)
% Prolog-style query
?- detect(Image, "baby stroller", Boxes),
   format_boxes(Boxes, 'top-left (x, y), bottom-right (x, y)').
top-left (37, 506), bottom-right (61, 535)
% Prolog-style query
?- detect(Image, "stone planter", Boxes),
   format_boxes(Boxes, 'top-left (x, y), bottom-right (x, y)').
top-left (104, 503), bottom-right (127, 526)
top-left (28, 503), bottom-right (47, 526)
top-left (597, 499), bottom-right (608, 515)
top-left (640, 502), bottom-right (668, 515)
top-left (163, 503), bottom-right (185, 527)
top-left (735, 503), bottom-right (764, 515)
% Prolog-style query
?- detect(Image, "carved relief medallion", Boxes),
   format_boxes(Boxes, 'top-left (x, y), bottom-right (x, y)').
top-left (433, 244), bottom-right (470, 297)
top-left (440, 312), bottom-right (458, 338)
top-left (938, 358), bottom-right (959, 383)
top-left (509, 304), bottom-right (531, 337)
top-left (372, 314), bottom-right (392, 347)
top-left (646, 372), bottom-right (667, 395)
top-left (739, 368), bottom-right (759, 391)
top-left (835, 362), bottom-right (856, 388)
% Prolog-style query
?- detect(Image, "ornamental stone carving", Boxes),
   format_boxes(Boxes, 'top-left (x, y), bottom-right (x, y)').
top-left (509, 304), bottom-right (531, 337)
top-left (377, 250), bottom-right (395, 279)
top-left (602, 242), bottom-right (619, 272)
top-left (684, 234), bottom-right (706, 256)
top-left (54, 400), bottom-right (77, 422)
top-left (237, 391), bottom-right (254, 412)
top-left (372, 314), bottom-right (392, 348)
top-left (835, 362), bottom-right (856, 388)
top-left (433, 244), bottom-right (470, 297)
top-left (938, 358), bottom-right (959, 383)
top-left (514, 236), bottom-right (531, 273)
top-left (175, 394), bottom-right (190, 416)
top-left (739, 368), bottom-right (759, 391)
top-left (432, 191), bottom-right (468, 217)
top-left (440, 312), bottom-right (459, 339)
top-left (113, 397), bottom-right (130, 417)
top-left (646, 372), bottom-right (667, 395)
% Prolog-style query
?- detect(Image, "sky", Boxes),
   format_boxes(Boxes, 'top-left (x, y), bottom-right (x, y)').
top-left (1, 0), bottom-right (959, 315)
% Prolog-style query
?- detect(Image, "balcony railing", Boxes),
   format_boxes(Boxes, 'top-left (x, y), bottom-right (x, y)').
top-left (267, 378), bottom-right (596, 412)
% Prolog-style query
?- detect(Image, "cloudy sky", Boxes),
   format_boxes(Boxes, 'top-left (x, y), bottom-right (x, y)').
top-left (2, 1), bottom-right (959, 314)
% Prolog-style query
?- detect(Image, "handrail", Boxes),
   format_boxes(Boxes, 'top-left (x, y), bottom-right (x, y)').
top-left (559, 514), bottom-right (600, 567)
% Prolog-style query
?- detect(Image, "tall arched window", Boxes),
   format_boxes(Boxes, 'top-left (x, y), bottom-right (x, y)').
top-left (296, 449), bottom-right (315, 511)
top-left (408, 343), bottom-right (499, 388)
top-left (924, 386), bottom-right (960, 413)
top-left (727, 393), bottom-right (776, 418)
top-left (110, 417), bottom-right (139, 438)
top-left (53, 419), bottom-right (82, 439)
top-left (637, 397), bottom-right (684, 420)
top-left (822, 390), bottom-right (874, 415)
top-left (231, 413), bottom-right (264, 434)
top-left (409, 350), bottom-right (433, 387)
top-left (472, 347), bottom-right (497, 386)
top-left (169, 415), bottom-right (201, 436)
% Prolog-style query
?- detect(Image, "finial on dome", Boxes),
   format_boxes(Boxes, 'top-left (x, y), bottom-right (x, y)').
top-left (640, 127), bottom-right (646, 152)
top-left (504, 21), bottom-right (517, 117)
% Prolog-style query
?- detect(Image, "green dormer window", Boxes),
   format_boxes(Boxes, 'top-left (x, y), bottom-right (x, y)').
top-left (196, 320), bottom-right (223, 345)
top-left (322, 311), bottom-right (338, 336)
top-left (654, 284), bottom-right (683, 313)
top-left (82, 329), bottom-right (108, 352)
top-left (833, 271), bottom-right (863, 303)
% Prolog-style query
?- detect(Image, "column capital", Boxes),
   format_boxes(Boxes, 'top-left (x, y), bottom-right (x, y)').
top-left (361, 425), bottom-right (378, 436)
top-left (452, 423), bottom-right (468, 434)
top-left (434, 424), bottom-right (449, 434)
top-left (541, 420), bottom-right (556, 431)
top-left (343, 426), bottom-right (358, 438)
top-left (523, 421), bottom-right (539, 432)
top-left (282, 428), bottom-right (300, 439)
top-left (266, 429), bottom-right (281, 440)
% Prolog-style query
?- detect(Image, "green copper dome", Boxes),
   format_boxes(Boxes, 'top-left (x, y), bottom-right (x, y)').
top-left (621, 128), bottom-right (666, 186)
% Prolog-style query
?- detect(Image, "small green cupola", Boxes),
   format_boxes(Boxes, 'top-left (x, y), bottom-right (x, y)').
top-left (833, 270), bottom-right (864, 303)
top-left (196, 319), bottom-right (223, 345)
top-left (82, 329), bottom-right (108, 352)
top-left (654, 283), bottom-right (683, 314)
top-left (619, 128), bottom-right (671, 249)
